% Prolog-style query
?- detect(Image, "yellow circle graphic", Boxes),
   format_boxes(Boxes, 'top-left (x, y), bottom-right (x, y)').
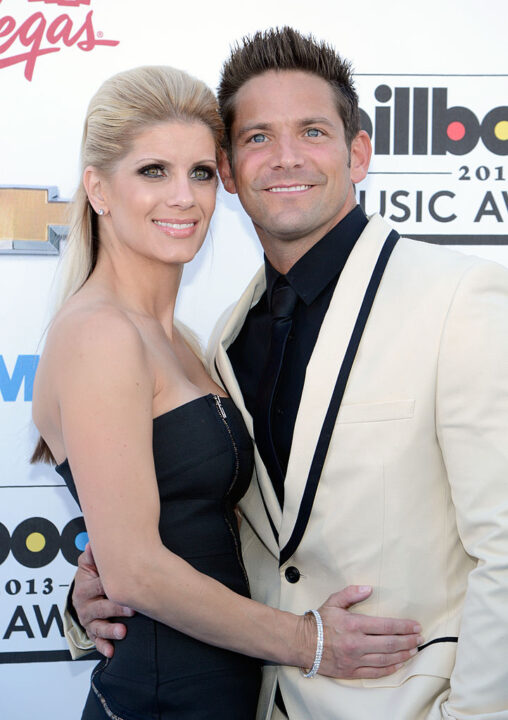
top-left (494, 120), bottom-right (508, 141)
top-left (26, 532), bottom-right (46, 552)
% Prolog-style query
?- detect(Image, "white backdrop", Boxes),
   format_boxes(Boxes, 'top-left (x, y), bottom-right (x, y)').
top-left (0, 1), bottom-right (506, 717)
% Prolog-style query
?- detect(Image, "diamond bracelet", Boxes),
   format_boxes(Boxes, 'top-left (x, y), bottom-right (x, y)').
top-left (301, 609), bottom-right (324, 678)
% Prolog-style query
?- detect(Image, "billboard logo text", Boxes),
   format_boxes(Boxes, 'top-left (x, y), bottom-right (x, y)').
top-left (360, 86), bottom-right (508, 156)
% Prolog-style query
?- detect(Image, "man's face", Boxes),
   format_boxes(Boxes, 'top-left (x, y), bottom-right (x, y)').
top-left (220, 70), bottom-right (370, 260)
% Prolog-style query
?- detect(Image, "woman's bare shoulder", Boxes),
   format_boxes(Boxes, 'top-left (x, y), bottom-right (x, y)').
top-left (39, 294), bottom-right (154, 410)
top-left (33, 295), bottom-right (153, 456)
top-left (47, 294), bottom-right (146, 362)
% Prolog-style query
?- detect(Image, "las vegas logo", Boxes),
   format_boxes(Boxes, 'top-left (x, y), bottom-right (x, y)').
top-left (0, 0), bottom-right (119, 81)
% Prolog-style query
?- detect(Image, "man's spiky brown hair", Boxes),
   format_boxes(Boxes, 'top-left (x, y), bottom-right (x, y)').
top-left (217, 27), bottom-right (360, 160)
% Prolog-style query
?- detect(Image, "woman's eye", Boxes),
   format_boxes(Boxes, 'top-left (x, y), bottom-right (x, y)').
top-left (249, 133), bottom-right (267, 144)
top-left (191, 166), bottom-right (214, 181)
top-left (140, 165), bottom-right (164, 177)
top-left (305, 128), bottom-right (323, 138)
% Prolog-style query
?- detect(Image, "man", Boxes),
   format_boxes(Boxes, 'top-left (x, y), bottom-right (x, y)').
top-left (67, 28), bottom-right (508, 719)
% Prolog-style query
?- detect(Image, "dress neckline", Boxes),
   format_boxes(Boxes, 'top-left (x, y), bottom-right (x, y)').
top-left (55, 393), bottom-right (232, 473)
top-left (153, 392), bottom-right (229, 423)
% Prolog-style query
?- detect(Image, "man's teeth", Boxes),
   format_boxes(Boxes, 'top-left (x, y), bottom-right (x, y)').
top-left (154, 220), bottom-right (195, 228)
top-left (267, 185), bottom-right (311, 193)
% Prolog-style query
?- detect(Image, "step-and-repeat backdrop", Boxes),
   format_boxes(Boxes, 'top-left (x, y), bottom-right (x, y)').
top-left (0, 0), bottom-right (506, 717)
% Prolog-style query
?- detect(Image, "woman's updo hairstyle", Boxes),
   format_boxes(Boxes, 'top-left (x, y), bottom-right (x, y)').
top-left (57, 65), bottom-right (223, 309)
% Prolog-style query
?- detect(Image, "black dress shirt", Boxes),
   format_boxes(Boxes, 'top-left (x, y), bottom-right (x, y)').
top-left (227, 205), bottom-right (368, 501)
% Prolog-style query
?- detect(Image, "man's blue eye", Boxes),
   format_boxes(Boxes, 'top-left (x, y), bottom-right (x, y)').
top-left (306, 128), bottom-right (322, 137)
top-left (250, 134), bottom-right (266, 143)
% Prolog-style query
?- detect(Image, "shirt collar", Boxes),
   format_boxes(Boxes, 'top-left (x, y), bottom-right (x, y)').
top-left (265, 205), bottom-right (368, 307)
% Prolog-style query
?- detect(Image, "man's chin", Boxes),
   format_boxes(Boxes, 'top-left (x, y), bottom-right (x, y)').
top-left (253, 211), bottom-right (324, 243)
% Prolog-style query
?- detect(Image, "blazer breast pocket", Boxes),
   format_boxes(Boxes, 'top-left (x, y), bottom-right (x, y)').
top-left (337, 399), bottom-right (415, 424)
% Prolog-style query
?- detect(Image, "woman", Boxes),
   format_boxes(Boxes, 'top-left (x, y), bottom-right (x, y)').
top-left (32, 66), bottom-right (412, 719)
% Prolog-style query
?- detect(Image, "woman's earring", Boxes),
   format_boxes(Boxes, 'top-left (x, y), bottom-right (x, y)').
top-left (98, 208), bottom-right (105, 216)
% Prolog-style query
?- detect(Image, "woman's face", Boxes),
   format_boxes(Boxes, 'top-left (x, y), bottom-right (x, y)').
top-left (96, 121), bottom-right (217, 267)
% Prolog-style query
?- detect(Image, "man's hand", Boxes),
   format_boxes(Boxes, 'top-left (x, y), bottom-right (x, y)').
top-left (73, 543), bottom-right (134, 658)
top-left (310, 585), bottom-right (422, 679)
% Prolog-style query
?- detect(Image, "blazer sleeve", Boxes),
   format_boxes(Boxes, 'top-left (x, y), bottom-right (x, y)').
top-left (436, 259), bottom-right (508, 719)
top-left (63, 584), bottom-right (96, 660)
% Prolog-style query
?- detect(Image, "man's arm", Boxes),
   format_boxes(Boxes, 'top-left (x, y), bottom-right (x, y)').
top-left (437, 259), bottom-right (508, 718)
top-left (64, 543), bottom-right (133, 659)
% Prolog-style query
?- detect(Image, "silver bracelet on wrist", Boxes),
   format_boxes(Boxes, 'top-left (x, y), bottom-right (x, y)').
top-left (300, 609), bottom-right (324, 678)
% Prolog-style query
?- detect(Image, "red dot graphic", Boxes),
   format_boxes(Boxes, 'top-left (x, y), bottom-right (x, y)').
top-left (447, 121), bottom-right (466, 141)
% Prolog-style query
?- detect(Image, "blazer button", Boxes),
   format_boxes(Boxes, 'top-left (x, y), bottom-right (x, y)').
top-left (285, 566), bottom-right (300, 583)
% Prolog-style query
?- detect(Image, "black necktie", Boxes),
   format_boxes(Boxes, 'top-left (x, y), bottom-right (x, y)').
top-left (254, 277), bottom-right (298, 506)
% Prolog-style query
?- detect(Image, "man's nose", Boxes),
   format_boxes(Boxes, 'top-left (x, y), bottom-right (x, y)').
top-left (271, 134), bottom-right (304, 170)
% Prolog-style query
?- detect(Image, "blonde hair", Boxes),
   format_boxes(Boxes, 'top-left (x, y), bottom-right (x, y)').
top-left (57, 65), bottom-right (223, 309)
top-left (32, 66), bottom-right (223, 464)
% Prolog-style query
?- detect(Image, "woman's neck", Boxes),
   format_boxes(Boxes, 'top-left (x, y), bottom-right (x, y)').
top-left (88, 248), bottom-right (183, 338)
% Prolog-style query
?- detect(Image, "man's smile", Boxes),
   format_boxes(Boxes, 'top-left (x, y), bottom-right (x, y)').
top-left (266, 184), bottom-right (312, 193)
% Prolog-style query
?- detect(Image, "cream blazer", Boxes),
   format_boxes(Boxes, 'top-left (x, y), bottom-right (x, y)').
top-left (209, 214), bottom-right (508, 720)
top-left (65, 214), bottom-right (508, 718)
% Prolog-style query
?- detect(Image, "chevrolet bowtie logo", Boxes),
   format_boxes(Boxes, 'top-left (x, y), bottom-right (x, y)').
top-left (0, 186), bottom-right (70, 254)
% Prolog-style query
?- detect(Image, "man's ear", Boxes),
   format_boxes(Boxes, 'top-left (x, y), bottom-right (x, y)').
top-left (218, 149), bottom-right (237, 195)
top-left (83, 166), bottom-right (108, 214)
top-left (349, 130), bottom-right (372, 185)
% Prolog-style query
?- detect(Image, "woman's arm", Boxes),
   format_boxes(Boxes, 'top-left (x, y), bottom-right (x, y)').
top-left (54, 308), bottom-right (421, 676)
top-left (54, 308), bottom-right (314, 666)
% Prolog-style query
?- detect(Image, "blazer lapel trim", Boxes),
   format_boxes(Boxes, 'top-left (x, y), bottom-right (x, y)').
top-left (279, 214), bottom-right (397, 552)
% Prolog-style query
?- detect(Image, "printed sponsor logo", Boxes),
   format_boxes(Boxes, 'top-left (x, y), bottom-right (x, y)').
top-left (0, 0), bottom-right (119, 81)
top-left (356, 75), bottom-right (508, 244)
top-left (359, 84), bottom-right (508, 157)
top-left (29, 1), bottom-right (91, 6)
top-left (0, 516), bottom-right (88, 568)
top-left (0, 355), bottom-right (39, 401)
top-left (0, 187), bottom-right (68, 254)
top-left (0, 513), bottom-right (96, 664)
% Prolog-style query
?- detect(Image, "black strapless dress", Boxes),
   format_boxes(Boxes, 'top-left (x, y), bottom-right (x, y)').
top-left (56, 394), bottom-right (261, 720)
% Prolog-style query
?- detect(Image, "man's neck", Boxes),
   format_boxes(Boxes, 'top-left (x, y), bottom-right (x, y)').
top-left (260, 235), bottom-right (322, 275)
top-left (258, 203), bottom-right (359, 275)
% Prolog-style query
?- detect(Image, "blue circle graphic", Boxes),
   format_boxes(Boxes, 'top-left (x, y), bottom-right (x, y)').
top-left (75, 532), bottom-right (89, 552)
